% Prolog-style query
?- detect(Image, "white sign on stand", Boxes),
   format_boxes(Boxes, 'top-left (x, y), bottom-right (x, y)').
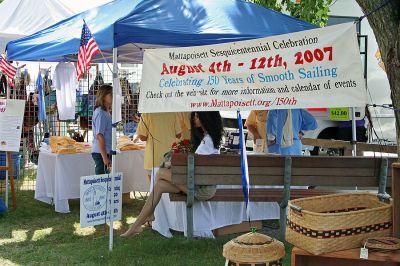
top-left (80, 173), bottom-right (123, 228)
top-left (0, 99), bottom-right (25, 152)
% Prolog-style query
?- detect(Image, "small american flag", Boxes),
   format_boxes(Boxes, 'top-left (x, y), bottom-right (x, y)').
top-left (0, 55), bottom-right (17, 86)
top-left (76, 22), bottom-right (100, 81)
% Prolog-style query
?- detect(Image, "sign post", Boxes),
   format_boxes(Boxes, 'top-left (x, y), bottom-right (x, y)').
top-left (0, 99), bottom-right (25, 208)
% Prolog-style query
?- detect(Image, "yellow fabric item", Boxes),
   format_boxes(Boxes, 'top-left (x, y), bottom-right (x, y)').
top-left (244, 110), bottom-right (267, 145)
top-left (119, 144), bottom-right (145, 151)
top-left (49, 136), bottom-right (92, 154)
top-left (117, 136), bottom-right (145, 151)
top-left (49, 136), bottom-right (76, 154)
top-left (177, 112), bottom-right (191, 140)
top-left (75, 143), bottom-right (92, 153)
top-left (137, 113), bottom-right (181, 170)
top-left (56, 145), bottom-right (77, 154)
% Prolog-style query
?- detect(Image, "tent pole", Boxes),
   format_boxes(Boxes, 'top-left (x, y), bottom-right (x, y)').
top-left (5, 83), bottom-right (10, 207)
top-left (351, 107), bottom-right (357, 156)
top-left (109, 47), bottom-right (118, 251)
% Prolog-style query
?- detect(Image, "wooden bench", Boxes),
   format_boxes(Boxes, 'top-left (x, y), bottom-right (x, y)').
top-left (169, 154), bottom-right (396, 239)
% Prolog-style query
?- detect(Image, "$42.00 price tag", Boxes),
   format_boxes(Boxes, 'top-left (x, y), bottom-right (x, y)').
top-left (329, 107), bottom-right (350, 121)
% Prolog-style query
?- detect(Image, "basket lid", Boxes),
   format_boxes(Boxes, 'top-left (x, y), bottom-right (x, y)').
top-left (223, 232), bottom-right (285, 263)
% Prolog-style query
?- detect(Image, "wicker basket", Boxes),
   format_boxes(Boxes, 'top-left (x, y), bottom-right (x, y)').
top-left (286, 192), bottom-right (393, 255)
top-left (223, 232), bottom-right (285, 266)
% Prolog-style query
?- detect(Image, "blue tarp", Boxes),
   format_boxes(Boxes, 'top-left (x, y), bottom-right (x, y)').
top-left (6, 0), bottom-right (317, 63)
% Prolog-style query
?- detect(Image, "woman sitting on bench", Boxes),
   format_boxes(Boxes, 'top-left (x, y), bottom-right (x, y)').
top-left (121, 111), bottom-right (223, 237)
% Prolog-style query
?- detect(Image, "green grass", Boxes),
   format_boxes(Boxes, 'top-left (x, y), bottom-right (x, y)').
top-left (0, 191), bottom-right (292, 265)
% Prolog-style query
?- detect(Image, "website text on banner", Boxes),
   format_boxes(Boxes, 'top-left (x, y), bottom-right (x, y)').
top-left (138, 23), bottom-right (367, 113)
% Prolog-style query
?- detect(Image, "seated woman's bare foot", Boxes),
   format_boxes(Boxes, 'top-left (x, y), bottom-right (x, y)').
top-left (120, 226), bottom-right (143, 237)
top-left (146, 214), bottom-right (155, 222)
top-left (143, 214), bottom-right (155, 227)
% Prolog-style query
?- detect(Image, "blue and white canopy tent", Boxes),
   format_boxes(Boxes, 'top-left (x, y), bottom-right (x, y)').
top-left (6, 0), bottom-right (316, 250)
top-left (6, 0), bottom-right (316, 62)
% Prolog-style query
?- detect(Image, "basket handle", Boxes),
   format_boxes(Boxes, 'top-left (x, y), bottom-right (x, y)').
top-left (290, 204), bottom-right (303, 215)
top-left (377, 193), bottom-right (391, 204)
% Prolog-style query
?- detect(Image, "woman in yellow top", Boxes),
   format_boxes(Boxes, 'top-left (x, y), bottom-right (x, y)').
top-left (177, 112), bottom-right (191, 140)
top-left (244, 110), bottom-right (268, 152)
top-left (136, 113), bottom-right (182, 179)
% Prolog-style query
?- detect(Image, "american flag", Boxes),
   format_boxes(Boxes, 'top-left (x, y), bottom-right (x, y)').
top-left (76, 23), bottom-right (100, 81)
top-left (0, 55), bottom-right (17, 86)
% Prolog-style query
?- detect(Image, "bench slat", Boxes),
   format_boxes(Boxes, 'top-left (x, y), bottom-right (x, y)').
top-left (171, 174), bottom-right (392, 187)
top-left (171, 154), bottom-right (395, 170)
top-left (172, 166), bottom-right (380, 177)
top-left (169, 189), bottom-right (336, 202)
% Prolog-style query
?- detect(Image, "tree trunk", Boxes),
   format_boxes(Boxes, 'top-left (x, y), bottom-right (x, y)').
top-left (355, 0), bottom-right (400, 158)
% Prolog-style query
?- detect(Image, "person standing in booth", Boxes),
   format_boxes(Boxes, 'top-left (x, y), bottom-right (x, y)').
top-left (136, 113), bottom-right (182, 181)
top-left (91, 84), bottom-right (113, 174)
top-left (266, 109), bottom-right (317, 155)
top-left (245, 110), bottom-right (268, 152)
top-left (177, 112), bottom-right (191, 140)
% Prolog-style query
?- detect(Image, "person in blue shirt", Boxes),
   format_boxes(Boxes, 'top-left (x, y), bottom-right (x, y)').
top-left (266, 109), bottom-right (317, 155)
top-left (92, 84), bottom-right (113, 174)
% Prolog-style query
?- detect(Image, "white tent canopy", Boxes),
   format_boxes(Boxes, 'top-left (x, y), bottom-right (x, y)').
top-left (0, 0), bottom-right (74, 52)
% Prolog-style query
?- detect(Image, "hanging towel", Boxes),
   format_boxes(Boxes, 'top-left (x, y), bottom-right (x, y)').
top-left (281, 110), bottom-right (293, 148)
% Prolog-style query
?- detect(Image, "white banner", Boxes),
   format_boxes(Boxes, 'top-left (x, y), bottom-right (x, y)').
top-left (80, 173), bottom-right (123, 228)
top-left (0, 99), bottom-right (25, 152)
top-left (139, 23), bottom-right (367, 113)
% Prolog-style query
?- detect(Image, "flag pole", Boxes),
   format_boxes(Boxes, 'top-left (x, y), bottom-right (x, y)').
top-left (109, 47), bottom-right (118, 251)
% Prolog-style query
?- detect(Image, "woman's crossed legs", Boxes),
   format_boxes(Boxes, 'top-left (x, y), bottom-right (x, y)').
top-left (121, 169), bottom-right (184, 237)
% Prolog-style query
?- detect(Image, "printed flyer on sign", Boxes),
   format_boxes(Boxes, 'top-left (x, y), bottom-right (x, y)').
top-left (80, 173), bottom-right (123, 228)
top-left (139, 23), bottom-right (367, 113)
top-left (0, 99), bottom-right (25, 152)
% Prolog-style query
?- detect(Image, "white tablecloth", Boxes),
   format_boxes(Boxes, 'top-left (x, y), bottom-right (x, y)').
top-left (35, 150), bottom-right (148, 213)
top-left (151, 168), bottom-right (280, 238)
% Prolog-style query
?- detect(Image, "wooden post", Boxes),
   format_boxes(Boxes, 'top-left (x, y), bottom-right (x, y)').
top-left (378, 157), bottom-right (388, 195)
top-left (0, 152), bottom-right (16, 209)
top-left (279, 157), bottom-right (292, 241)
top-left (392, 162), bottom-right (400, 238)
top-left (186, 154), bottom-right (195, 240)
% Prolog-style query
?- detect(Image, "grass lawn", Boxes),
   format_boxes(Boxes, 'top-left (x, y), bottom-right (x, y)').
top-left (0, 191), bottom-right (292, 265)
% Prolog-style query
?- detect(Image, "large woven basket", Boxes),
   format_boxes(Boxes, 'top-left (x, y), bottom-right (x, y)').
top-left (286, 192), bottom-right (393, 255)
top-left (223, 232), bottom-right (285, 266)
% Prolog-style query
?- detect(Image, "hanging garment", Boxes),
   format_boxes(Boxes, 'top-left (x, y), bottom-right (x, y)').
top-left (12, 71), bottom-right (28, 100)
top-left (120, 78), bottom-right (134, 120)
top-left (44, 70), bottom-right (52, 95)
top-left (113, 76), bottom-right (122, 123)
top-left (37, 72), bottom-right (46, 122)
top-left (267, 109), bottom-right (317, 155)
top-left (0, 74), bottom-right (6, 95)
top-left (88, 72), bottom-right (104, 96)
top-left (53, 62), bottom-right (77, 120)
